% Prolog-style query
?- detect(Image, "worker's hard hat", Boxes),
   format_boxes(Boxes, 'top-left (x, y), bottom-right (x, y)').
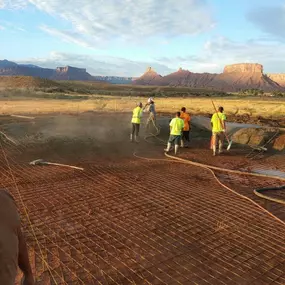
top-left (148, 97), bottom-right (154, 103)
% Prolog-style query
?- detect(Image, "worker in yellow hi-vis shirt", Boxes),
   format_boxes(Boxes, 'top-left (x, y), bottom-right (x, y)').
top-left (164, 111), bottom-right (184, 155)
top-left (211, 106), bottom-right (227, 156)
top-left (130, 102), bottom-right (143, 143)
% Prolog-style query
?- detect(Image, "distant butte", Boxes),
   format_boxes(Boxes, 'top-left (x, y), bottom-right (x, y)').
top-left (133, 63), bottom-right (284, 91)
top-left (133, 66), bottom-right (162, 85)
top-left (0, 59), bottom-right (285, 91)
top-left (223, 63), bottom-right (263, 73)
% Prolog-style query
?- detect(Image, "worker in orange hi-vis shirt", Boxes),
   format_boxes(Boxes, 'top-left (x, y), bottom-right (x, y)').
top-left (180, 107), bottom-right (191, 148)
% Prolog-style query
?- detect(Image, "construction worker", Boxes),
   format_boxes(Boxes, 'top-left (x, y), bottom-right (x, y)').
top-left (0, 189), bottom-right (34, 285)
top-left (164, 111), bottom-right (184, 155)
top-left (211, 106), bottom-right (227, 156)
top-left (130, 102), bottom-right (143, 143)
top-left (144, 97), bottom-right (157, 133)
top-left (180, 107), bottom-right (191, 148)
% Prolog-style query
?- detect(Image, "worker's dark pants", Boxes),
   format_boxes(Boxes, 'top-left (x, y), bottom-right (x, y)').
top-left (182, 131), bottom-right (190, 142)
top-left (132, 123), bottom-right (140, 136)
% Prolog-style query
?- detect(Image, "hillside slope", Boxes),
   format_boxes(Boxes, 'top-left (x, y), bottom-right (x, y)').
top-left (132, 67), bottom-right (162, 85)
top-left (152, 68), bottom-right (218, 87)
top-left (0, 76), bottom-right (59, 88)
top-left (208, 64), bottom-right (281, 91)
top-left (267, 74), bottom-right (285, 87)
top-left (133, 63), bottom-right (283, 91)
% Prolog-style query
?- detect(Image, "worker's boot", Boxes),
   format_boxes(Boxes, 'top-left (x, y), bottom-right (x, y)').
top-left (218, 141), bottom-right (223, 154)
top-left (213, 145), bottom-right (217, 156)
top-left (174, 144), bottom-right (179, 155)
top-left (164, 143), bottom-right (171, 153)
top-left (130, 134), bottom-right (133, 142)
top-left (135, 135), bottom-right (140, 143)
top-left (180, 140), bottom-right (184, 148)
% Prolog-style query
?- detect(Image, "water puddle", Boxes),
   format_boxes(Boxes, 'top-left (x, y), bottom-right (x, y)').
top-left (253, 169), bottom-right (285, 179)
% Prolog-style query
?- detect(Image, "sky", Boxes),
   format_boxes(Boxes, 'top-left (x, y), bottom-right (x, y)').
top-left (0, 0), bottom-right (285, 76)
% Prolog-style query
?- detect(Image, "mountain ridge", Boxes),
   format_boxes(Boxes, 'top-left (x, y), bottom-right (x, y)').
top-left (1, 60), bottom-right (285, 91)
top-left (0, 60), bottom-right (134, 84)
top-left (133, 63), bottom-right (284, 91)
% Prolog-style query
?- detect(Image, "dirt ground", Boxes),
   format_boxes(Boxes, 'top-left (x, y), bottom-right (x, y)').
top-left (0, 113), bottom-right (285, 285)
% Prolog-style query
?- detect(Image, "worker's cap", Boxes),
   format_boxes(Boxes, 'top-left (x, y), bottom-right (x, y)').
top-left (148, 97), bottom-right (154, 103)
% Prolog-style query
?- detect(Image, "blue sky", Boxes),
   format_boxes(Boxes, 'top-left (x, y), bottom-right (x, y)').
top-left (0, 0), bottom-right (285, 76)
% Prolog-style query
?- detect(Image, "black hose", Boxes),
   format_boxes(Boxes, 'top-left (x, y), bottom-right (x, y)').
top-left (254, 185), bottom-right (285, 205)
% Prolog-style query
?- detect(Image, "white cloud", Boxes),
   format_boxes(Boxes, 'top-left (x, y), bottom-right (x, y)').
top-left (0, 20), bottom-right (26, 32)
top-left (155, 36), bottom-right (285, 73)
top-left (203, 37), bottom-right (285, 63)
top-left (0, 0), bottom-right (27, 9)
top-left (40, 25), bottom-right (94, 48)
top-left (1, 0), bottom-right (214, 46)
top-left (16, 51), bottom-right (175, 76)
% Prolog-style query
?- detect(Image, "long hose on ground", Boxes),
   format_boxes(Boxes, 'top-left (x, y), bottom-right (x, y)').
top-left (254, 185), bottom-right (285, 206)
top-left (136, 116), bottom-right (285, 226)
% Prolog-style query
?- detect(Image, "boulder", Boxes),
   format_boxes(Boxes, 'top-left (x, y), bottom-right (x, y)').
top-left (273, 134), bottom-right (285, 151)
top-left (232, 128), bottom-right (276, 146)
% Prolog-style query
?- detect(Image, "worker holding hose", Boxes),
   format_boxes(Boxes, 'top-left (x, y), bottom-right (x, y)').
top-left (180, 107), bottom-right (191, 148)
top-left (211, 106), bottom-right (227, 156)
top-left (164, 112), bottom-right (184, 155)
top-left (130, 102), bottom-right (143, 143)
top-left (144, 97), bottom-right (157, 133)
top-left (0, 189), bottom-right (34, 285)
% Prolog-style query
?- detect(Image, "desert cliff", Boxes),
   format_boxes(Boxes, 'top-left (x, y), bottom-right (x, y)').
top-left (267, 74), bottom-right (285, 87)
top-left (133, 67), bottom-right (162, 85)
top-left (133, 63), bottom-right (284, 92)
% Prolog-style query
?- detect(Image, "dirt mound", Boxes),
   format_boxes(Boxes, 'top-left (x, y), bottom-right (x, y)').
top-left (273, 134), bottom-right (285, 151)
top-left (231, 127), bottom-right (277, 146)
top-left (0, 76), bottom-right (59, 89)
top-left (133, 67), bottom-right (162, 85)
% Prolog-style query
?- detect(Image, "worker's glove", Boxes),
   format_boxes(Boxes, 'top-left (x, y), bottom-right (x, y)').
top-left (222, 129), bottom-right (226, 133)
